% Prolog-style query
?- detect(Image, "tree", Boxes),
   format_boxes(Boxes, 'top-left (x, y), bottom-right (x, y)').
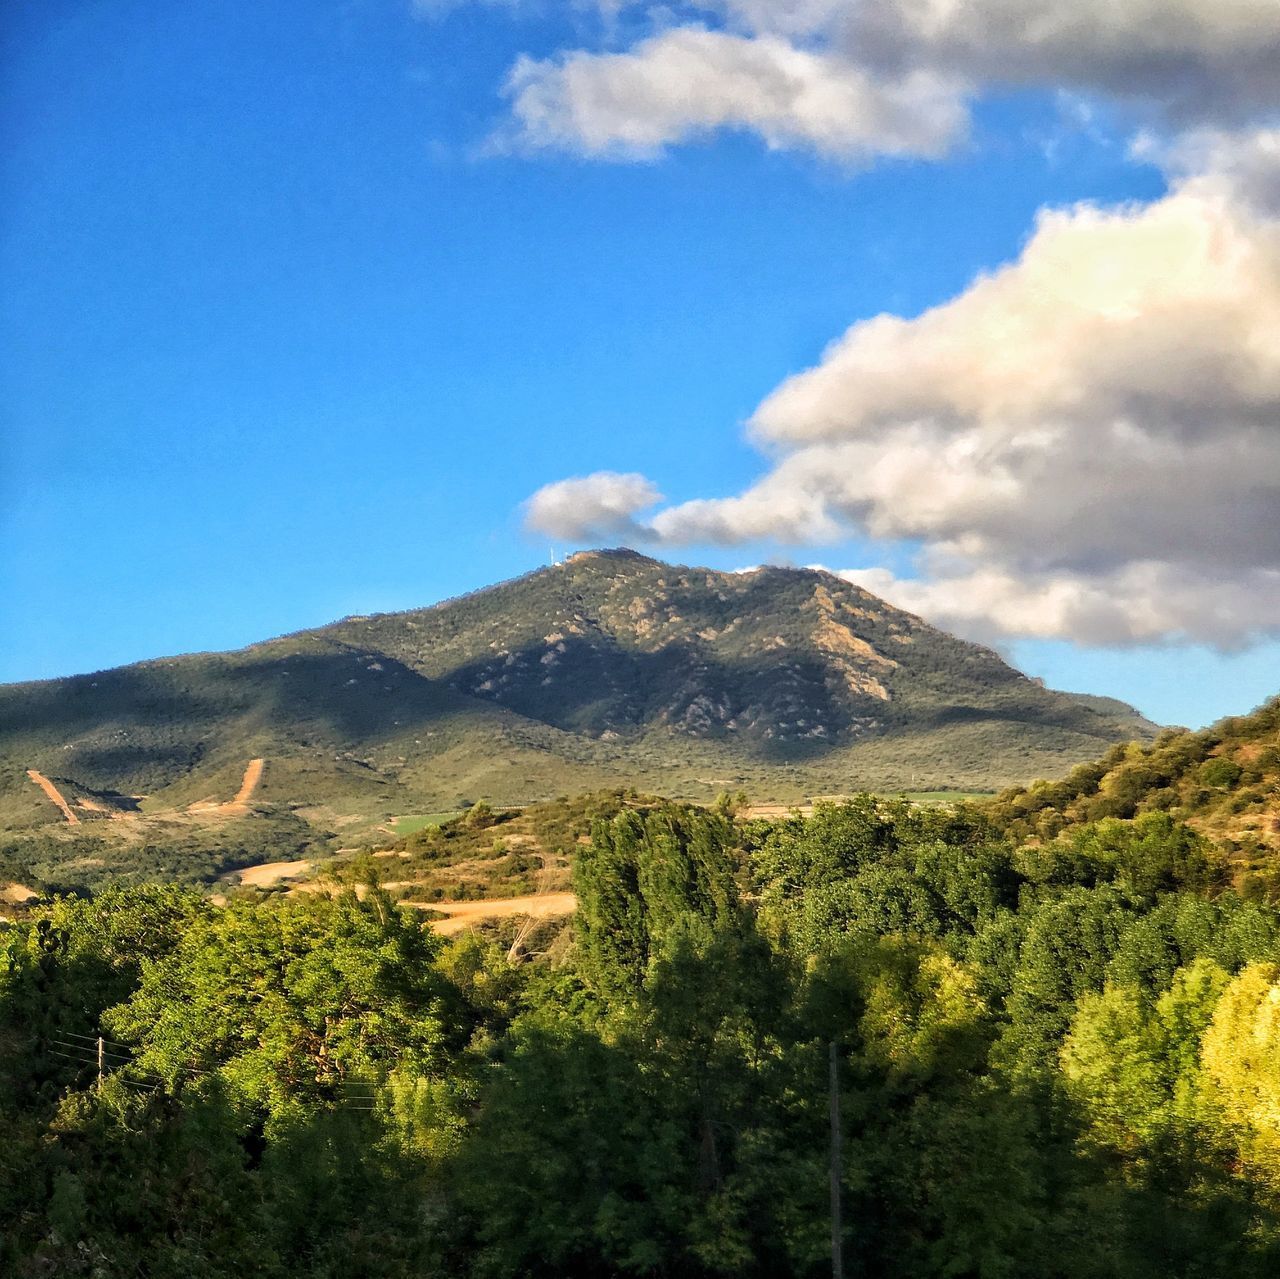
top-left (574, 805), bottom-right (739, 995)
top-left (1201, 963), bottom-right (1280, 1188)
top-left (104, 889), bottom-right (456, 1119)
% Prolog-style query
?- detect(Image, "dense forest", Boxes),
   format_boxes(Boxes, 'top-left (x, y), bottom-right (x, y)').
top-left (4, 788), bottom-right (1280, 1276)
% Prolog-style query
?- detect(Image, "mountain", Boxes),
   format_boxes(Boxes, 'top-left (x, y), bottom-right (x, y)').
top-left (0, 550), bottom-right (1155, 882)
top-left (987, 694), bottom-right (1280, 872)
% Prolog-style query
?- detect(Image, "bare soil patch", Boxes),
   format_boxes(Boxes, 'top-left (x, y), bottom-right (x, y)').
top-left (232, 757), bottom-right (265, 806)
top-left (238, 859), bottom-right (311, 887)
top-left (408, 891), bottom-right (577, 936)
top-left (26, 770), bottom-right (79, 825)
top-left (189, 759), bottom-right (265, 817)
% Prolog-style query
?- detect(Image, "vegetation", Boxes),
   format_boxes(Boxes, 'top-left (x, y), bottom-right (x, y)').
top-left (0, 552), bottom-right (1154, 885)
top-left (3, 575), bottom-right (1272, 1272)
top-left (389, 813), bottom-right (466, 837)
top-left (5, 780), bottom-right (1280, 1276)
top-left (988, 695), bottom-right (1280, 887)
top-left (0, 810), bottom-right (329, 896)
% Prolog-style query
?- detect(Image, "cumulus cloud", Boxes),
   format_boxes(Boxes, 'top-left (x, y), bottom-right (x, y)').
top-left (523, 471), bottom-right (662, 541)
top-left (491, 0), bottom-right (1280, 159)
top-left (751, 186), bottom-right (1280, 449)
top-left (502, 27), bottom-right (967, 160)
top-left (847, 0), bottom-right (1280, 120)
top-left (1138, 126), bottom-right (1280, 214)
top-left (661, 141), bottom-right (1280, 572)
top-left (523, 132), bottom-right (1280, 648)
top-left (835, 563), bottom-right (1280, 649)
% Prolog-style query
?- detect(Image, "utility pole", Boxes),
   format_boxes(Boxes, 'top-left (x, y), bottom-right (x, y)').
top-left (97, 1035), bottom-right (104, 1095)
top-left (829, 1040), bottom-right (843, 1279)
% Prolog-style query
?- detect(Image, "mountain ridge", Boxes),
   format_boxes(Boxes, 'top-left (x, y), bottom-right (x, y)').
top-left (0, 550), bottom-right (1157, 879)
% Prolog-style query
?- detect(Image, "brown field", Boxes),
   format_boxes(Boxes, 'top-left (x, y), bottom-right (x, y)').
top-left (408, 891), bottom-right (577, 936)
top-left (238, 858), bottom-right (311, 887)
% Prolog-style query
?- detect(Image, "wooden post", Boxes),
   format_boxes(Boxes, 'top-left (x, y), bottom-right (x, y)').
top-left (97, 1035), bottom-right (104, 1095)
top-left (829, 1040), bottom-right (843, 1279)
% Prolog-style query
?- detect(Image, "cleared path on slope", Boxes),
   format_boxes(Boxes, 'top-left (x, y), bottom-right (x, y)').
top-left (189, 758), bottom-right (266, 815)
top-left (231, 757), bottom-right (265, 807)
top-left (26, 770), bottom-right (79, 825)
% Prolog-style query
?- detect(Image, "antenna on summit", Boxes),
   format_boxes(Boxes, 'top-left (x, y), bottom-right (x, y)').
top-left (549, 545), bottom-right (559, 567)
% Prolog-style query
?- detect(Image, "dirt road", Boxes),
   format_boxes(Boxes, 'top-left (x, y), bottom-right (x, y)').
top-left (189, 758), bottom-right (266, 815)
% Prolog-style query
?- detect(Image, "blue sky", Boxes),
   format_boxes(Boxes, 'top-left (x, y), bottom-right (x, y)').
top-left (2, 0), bottom-right (1277, 729)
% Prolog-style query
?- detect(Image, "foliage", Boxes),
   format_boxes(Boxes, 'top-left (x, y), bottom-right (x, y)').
top-left (104, 889), bottom-right (455, 1117)
top-left (5, 793), bottom-right (1280, 1276)
top-left (988, 695), bottom-right (1280, 868)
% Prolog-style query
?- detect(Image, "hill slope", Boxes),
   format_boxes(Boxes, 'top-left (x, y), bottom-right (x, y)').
top-left (988, 695), bottom-right (1280, 872)
top-left (0, 550), bottom-right (1155, 878)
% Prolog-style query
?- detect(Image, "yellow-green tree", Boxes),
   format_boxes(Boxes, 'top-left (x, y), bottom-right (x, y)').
top-left (1202, 962), bottom-right (1280, 1187)
top-left (1061, 958), bottom-right (1230, 1161)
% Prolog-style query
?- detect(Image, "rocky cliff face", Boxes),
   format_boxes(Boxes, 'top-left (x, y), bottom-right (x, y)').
top-left (320, 549), bottom-right (1141, 751)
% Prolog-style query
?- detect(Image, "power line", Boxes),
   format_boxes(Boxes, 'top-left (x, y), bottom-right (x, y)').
top-left (58, 1030), bottom-right (131, 1050)
top-left (42, 1035), bottom-right (389, 1111)
top-left (50, 1038), bottom-right (131, 1063)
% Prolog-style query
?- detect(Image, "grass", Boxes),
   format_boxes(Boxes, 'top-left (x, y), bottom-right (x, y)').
top-left (896, 790), bottom-right (995, 804)
top-left (389, 812), bottom-right (465, 837)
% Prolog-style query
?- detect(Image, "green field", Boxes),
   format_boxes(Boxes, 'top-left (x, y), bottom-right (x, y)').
top-left (388, 811), bottom-right (465, 836)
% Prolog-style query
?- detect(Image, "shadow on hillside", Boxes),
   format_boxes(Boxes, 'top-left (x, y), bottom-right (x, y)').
top-left (444, 633), bottom-right (884, 762)
top-left (0, 649), bottom-right (482, 798)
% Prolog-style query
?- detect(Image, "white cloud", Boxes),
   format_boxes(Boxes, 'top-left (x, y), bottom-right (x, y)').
top-left (834, 563), bottom-right (1280, 649)
top-left (523, 133), bottom-right (1280, 648)
top-left (753, 178), bottom-right (1280, 446)
top-left (658, 144), bottom-right (1280, 576)
top-left (488, 0), bottom-right (1280, 160)
top-left (1137, 126), bottom-right (1280, 214)
top-left (502, 26), bottom-right (967, 160)
top-left (523, 471), bottom-right (662, 541)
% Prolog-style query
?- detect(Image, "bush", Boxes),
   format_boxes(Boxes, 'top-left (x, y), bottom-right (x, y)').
top-left (1201, 758), bottom-right (1244, 790)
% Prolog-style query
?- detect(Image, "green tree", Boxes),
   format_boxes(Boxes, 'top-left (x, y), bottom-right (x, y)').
top-left (105, 889), bottom-right (456, 1119)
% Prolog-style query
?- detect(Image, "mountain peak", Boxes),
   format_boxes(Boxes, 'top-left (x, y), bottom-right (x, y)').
top-left (563, 546), bottom-right (657, 566)
top-left (0, 552), bottom-right (1157, 847)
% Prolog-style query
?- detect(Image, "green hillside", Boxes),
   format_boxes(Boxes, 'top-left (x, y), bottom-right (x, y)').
top-left (987, 696), bottom-right (1280, 881)
top-left (0, 550), bottom-right (1155, 887)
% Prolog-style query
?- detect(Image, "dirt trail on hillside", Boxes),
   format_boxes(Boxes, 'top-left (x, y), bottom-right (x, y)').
top-left (232, 758), bottom-right (265, 806)
top-left (408, 891), bottom-right (577, 936)
top-left (189, 758), bottom-right (265, 816)
top-left (26, 770), bottom-right (79, 825)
